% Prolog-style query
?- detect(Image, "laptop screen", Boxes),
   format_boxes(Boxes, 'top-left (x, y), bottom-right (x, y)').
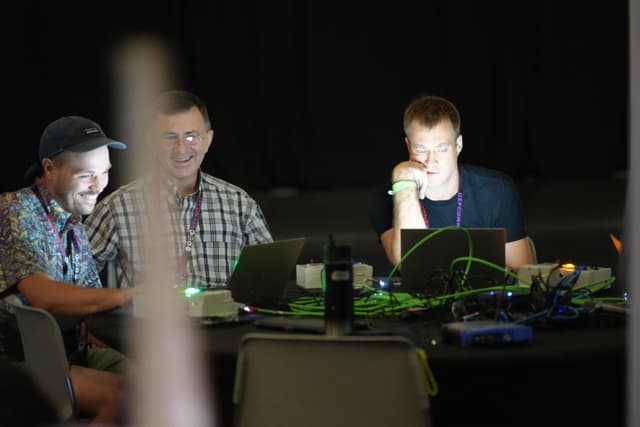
top-left (227, 238), bottom-right (305, 308)
top-left (400, 228), bottom-right (506, 296)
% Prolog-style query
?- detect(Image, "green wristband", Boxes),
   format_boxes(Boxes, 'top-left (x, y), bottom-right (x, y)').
top-left (388, 180), bottom-right (417, 195)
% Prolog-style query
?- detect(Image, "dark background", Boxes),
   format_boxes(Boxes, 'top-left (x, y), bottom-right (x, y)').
top-left (2, 1), bottom-right (630, 279)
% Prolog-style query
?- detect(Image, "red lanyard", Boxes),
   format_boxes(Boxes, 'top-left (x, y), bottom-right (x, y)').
top-left (32, 186), bottom-right (79, 277)
top-left (420, 191), bottom-right (463, 228)
top-left (174, 190), bottom-right (204, 286)
top-left (420, 175), bottom-right (463, 228)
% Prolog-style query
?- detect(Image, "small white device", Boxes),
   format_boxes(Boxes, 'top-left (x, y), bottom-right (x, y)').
top-left (185, 289), bottom-right (239, 318)
top-left (296, 262), bottom-right (373, 289)
top-left (132, 289), bottom-right (240, 318)
top-left (296, 263), bottom-right (324, 289)
top-left (518, 263), bottom-right (612, 291)
top-left (353, 263), bottom-right (373, 288)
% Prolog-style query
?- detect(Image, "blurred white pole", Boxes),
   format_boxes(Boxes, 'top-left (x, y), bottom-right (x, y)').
top-left (110, 35), bottom-right (217, 427)
top-left (628, 1), bottom-right (639, 426)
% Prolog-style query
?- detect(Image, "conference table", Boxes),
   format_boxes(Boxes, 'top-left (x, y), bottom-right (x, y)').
top-left (89, 308), bottom-right (626, 427)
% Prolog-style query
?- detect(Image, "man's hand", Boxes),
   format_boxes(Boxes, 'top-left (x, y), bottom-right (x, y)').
top-left (392, 160), bottom-right (428, 199)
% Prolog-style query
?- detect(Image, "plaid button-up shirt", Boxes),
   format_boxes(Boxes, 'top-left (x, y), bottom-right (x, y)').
top-left (85, 171), bottom-right (273, 289)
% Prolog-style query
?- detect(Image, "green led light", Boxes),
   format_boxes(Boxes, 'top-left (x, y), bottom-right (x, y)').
top-left (183, 287), bottom-right (202, 298)
top-left (232, 249), bottom-right (243, 273)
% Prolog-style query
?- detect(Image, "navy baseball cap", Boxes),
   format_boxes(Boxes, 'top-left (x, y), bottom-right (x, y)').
top-left (26, 116), bottom-right (126, 179)
top-left (38, 115), bottom-right (126, 159)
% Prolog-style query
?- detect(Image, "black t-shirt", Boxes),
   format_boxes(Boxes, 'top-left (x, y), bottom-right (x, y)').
top-left (369, 164), bottom-right (527, 243)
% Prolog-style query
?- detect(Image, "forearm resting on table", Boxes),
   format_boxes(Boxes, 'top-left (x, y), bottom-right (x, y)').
top-left (17, 273), bottom-right (136, 317)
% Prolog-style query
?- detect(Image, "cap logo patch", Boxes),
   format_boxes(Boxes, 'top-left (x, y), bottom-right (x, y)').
top-left (83, 127), bottom-right (100, 135)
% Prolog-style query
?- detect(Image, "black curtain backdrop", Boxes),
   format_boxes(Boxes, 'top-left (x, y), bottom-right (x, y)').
top-left (2, 1), bottom-right (628, 194)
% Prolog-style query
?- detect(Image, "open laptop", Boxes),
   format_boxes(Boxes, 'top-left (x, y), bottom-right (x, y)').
top-left (400, 228), bottom-right (506, 295)
top-left (227, 237), bottom-right (306, 309)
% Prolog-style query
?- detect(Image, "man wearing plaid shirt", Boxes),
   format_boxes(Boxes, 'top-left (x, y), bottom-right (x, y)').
top-left (85, 90), bottom-right (273, 289)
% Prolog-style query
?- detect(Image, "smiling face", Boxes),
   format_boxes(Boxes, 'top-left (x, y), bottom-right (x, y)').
top-left (42, 146), bottom-right (112, 216)
top-left (150, 106), bottom-right (213, 194)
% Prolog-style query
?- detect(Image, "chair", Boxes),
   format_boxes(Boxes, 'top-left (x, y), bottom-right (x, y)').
top-left (527, 236), bottom-right (538, 264)
top-left (233, 333), bottom-right (432, 427)
top-left (102, 259), bottom-right (119, 288)
top-left (10, 302), bottom-right (77, 424)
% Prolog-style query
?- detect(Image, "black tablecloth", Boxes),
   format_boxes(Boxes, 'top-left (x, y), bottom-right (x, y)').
top-left (89, 311), bottom-right (627, 427)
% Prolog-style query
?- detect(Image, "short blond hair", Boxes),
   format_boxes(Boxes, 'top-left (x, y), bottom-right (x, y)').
top-left (403, 95), bottom-right (461, 136)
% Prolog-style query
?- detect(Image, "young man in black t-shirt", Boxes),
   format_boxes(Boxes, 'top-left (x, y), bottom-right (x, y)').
top-left (369, 95), bottom-right (533, 272)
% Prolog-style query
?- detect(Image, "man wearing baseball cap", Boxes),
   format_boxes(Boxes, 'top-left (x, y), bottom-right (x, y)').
top-left (25, 115), bottom-right (127, 181)
top-left (0, 115), bottom-right (137, 425)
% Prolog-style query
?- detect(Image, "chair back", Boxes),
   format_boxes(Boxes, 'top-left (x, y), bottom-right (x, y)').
top-left (233, 332), bottom-right (431, 427)
top-left (11, 303), bottom-right (77, 423)
top-left (527, 236), bottom-right (538, 264)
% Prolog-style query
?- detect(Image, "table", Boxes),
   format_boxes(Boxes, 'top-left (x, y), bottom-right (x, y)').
top-left (89, 310), bottom-right (627, 427)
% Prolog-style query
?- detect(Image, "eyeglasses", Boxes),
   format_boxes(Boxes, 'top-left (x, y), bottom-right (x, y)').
top-left (410, 143), bottom-right (453, 156)
top-left (161, 131), bottom-right (207, 147)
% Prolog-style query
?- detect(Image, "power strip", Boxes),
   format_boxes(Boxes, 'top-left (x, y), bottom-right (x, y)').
top-left (518, 263), bottom-right (612, 291)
